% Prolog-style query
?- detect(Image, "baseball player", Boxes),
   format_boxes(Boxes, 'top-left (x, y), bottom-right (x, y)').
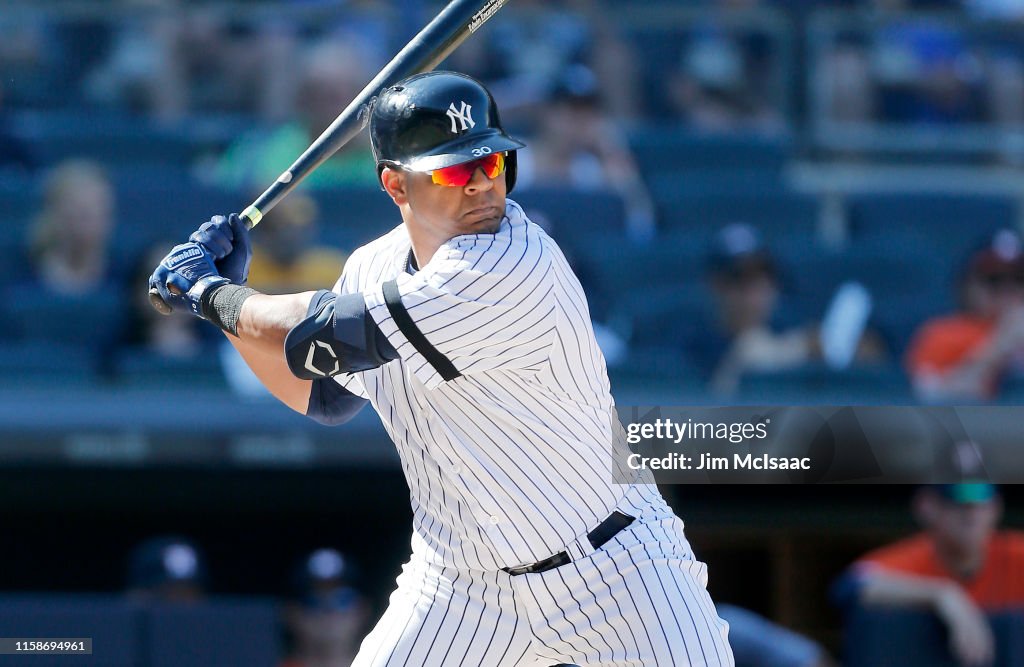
top-left (149, 71), bottom-right (734, 666)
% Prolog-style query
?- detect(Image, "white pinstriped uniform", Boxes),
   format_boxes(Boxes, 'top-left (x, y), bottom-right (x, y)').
top-left (332, 199), bottom-right (734, 666)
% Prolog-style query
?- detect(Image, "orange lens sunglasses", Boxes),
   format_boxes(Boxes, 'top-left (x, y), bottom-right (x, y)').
top-left (430, 152), bottom-right (506, 187)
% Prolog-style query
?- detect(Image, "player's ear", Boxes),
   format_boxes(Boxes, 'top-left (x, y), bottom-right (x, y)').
top-left (380, 167), bottom-right (408, 205)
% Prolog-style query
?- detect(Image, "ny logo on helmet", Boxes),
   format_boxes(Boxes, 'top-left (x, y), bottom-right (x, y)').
top-left (446, 101), bottom-right (475, 133)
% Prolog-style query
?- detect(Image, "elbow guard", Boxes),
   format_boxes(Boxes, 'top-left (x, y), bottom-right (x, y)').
top-left (285, 290), bottom-right (398, 380)
top-left (306, 378), bottom-right (367, 426)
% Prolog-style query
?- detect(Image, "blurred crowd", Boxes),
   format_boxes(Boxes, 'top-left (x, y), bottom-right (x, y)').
top-left (126, 538), bottom-right (368, 667)
top-left (3, 0), bottom-right (1024, 129)
top-left (3, 0), bottom-right (1024, 404)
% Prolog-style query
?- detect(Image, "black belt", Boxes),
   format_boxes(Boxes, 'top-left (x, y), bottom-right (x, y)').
top-left (501, 511), bottom-right (635, 576)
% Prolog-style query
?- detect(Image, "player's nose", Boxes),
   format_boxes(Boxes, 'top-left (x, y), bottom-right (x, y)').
top-left (463, 166), bottom-right (495, 194)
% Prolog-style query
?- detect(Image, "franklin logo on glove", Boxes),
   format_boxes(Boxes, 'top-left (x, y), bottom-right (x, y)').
top-left (164, 246), bottom-right (204, 269)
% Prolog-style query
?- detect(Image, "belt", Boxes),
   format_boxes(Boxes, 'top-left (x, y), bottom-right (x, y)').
top-left (501, 511), bottom-right (635, 576)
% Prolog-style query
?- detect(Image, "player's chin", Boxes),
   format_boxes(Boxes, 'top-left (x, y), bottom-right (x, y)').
top-left (462, 206), bottom-right (504, 232)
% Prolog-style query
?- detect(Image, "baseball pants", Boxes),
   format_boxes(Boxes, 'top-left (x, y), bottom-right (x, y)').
top-left (352, 484), bottom-right (735, 666)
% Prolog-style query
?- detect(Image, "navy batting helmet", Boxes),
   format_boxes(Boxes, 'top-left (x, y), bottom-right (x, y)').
top-left (369, 71), bottom-right (525, 191)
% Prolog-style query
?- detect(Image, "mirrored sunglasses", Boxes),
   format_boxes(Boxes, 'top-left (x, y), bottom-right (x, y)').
top-left (430, 152), bottom-right (505, 187)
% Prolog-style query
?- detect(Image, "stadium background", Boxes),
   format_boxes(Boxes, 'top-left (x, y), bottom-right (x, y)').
top-left (1, 1), bottom-right (1024, 665)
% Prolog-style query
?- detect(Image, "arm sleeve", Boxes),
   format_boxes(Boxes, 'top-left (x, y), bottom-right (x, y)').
top-left (363, 229), bottom-right (557, 389)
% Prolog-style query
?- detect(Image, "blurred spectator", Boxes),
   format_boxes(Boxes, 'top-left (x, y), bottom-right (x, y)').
top-left (516, 66), bottom-right (656, 242)
top-left (719, 604), bottom-right (837, 667)
top-left (444, 0), bottom-right (641, 122)
top-left (815, 33), bottom-right (877, 126)
top-left (246, 194), bottom-right (346, 295)
top-left (281, 548), bottom-right (368, 667)
top-left (211, 37), bottom-right (377, 189)
top-left (871, 9), bottom-right (984, 125)
top-left (449, 0), bottom-right (590, 106)
top-left (84, 1), bottom-right (294, 122)
top-left (126, 535), bottom-right (208, 603)
top-left (82, 0), bottom-right (185, 121)
top-left (27, 159), bottom-right (116, 295)
top-left (906, 228), bottom-right (1024, 403)
top-left (0, 7), bottom-right (60, 109)
top-left (966, 5), bottom-right (1024, 162)
top-left (666, 6), bottom-right (786, 133)
top-left (835, 479), bottom-right (1024, 666)
top-left (564, 0), bottom-right (644, 121)
top-left (681, 224), bottom-right (884, 395)
top-left (817, 1), bottom-right (988, 127)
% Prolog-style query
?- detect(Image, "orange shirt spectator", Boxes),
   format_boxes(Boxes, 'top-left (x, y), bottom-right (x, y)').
top-left (840, 481), bottom-right (1018, 666)
top-left (906, 229), bottom-right (1024, 402)
top-left (906, 315), bottom-right (998, 395)
top-left (857, 530), bottom-right (1024, 612)
top-left (907, 316), bottom-right (995, 376)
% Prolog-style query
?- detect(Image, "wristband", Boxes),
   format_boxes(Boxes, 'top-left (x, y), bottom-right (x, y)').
top-left (201, 284), bottom-right (260, 336)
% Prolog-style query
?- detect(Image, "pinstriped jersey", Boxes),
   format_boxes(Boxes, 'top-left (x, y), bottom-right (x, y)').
top-left (332, 199), bottom-right (628, 571)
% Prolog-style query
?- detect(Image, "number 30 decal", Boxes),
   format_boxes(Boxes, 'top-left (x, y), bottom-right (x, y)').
top-left (471, 146), bottom-right (493, 156)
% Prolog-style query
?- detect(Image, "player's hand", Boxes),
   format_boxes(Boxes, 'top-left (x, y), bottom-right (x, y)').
top-left (935, 585), bottom-right (995, 667)
top-left (189, 213), bottom-right (252, 285)
top-left (148, 241), bottom-right (230, 318)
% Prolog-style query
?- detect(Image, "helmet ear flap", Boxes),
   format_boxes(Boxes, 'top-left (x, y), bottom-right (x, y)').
top-left (505, 150), bottom-right (517, 193)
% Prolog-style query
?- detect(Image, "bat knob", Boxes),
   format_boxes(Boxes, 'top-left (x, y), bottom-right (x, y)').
top-left (148, 288), bottom-right (173, 316)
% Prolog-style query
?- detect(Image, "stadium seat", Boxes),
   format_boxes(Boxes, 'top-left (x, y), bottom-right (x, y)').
top-left (143, 598), bottom-right (281, 667)
top-left (0, 340), bottom-right (98, 386)
top-left (614, 284), bottom-right (712, 349)
top-left (113, 181), bottom-right (246, 267)
top-left (11, 110), bottom-right (245, 169)
top-left (4, 286), bottom-right (125, 353)
top-left (628, 127), bottom-right (792, 174)
top-left (0, 594), bottom-right (138, 667)
top-left (313, 186), bottom-right (402, 248)
top-left (844, 605), bottom-right (1024, 667)
top-left (650, 168), bottom-right (786, 199)
top-left (113, 348), bottom-right (228, 390)
top-left (654, 191), bottom-right (818, 241)
top-left (571, 234), bottom-right (703, 298)
top-left (736, 364), bottom-right (913, 404)
top-left (848, 194), bottom-right (1016, 257)
top-left (0, 170), bottom-right (40, 236)
top-left (515, 187), bottom-right (628, 238)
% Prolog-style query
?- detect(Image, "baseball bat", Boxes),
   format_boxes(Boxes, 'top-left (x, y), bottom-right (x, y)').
top-left (150, 0), bottom-right (511, 314)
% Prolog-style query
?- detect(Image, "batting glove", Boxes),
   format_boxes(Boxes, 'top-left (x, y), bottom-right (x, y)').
top-left (149, 241), bottom-right (230, 318)
top-left (189, 213), bottom-right (252, 285)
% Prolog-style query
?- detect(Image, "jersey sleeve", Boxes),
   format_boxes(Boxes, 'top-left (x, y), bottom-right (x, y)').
top-left (363, 228), bottom-right (556, 389)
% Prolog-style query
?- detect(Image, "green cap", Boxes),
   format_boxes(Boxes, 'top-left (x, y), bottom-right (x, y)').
top-left (936, 483), bottom-right (997, 504)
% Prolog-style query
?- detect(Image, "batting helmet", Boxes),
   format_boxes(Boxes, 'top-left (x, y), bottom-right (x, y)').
top-left (369, 71), bottom-right (525, 192)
